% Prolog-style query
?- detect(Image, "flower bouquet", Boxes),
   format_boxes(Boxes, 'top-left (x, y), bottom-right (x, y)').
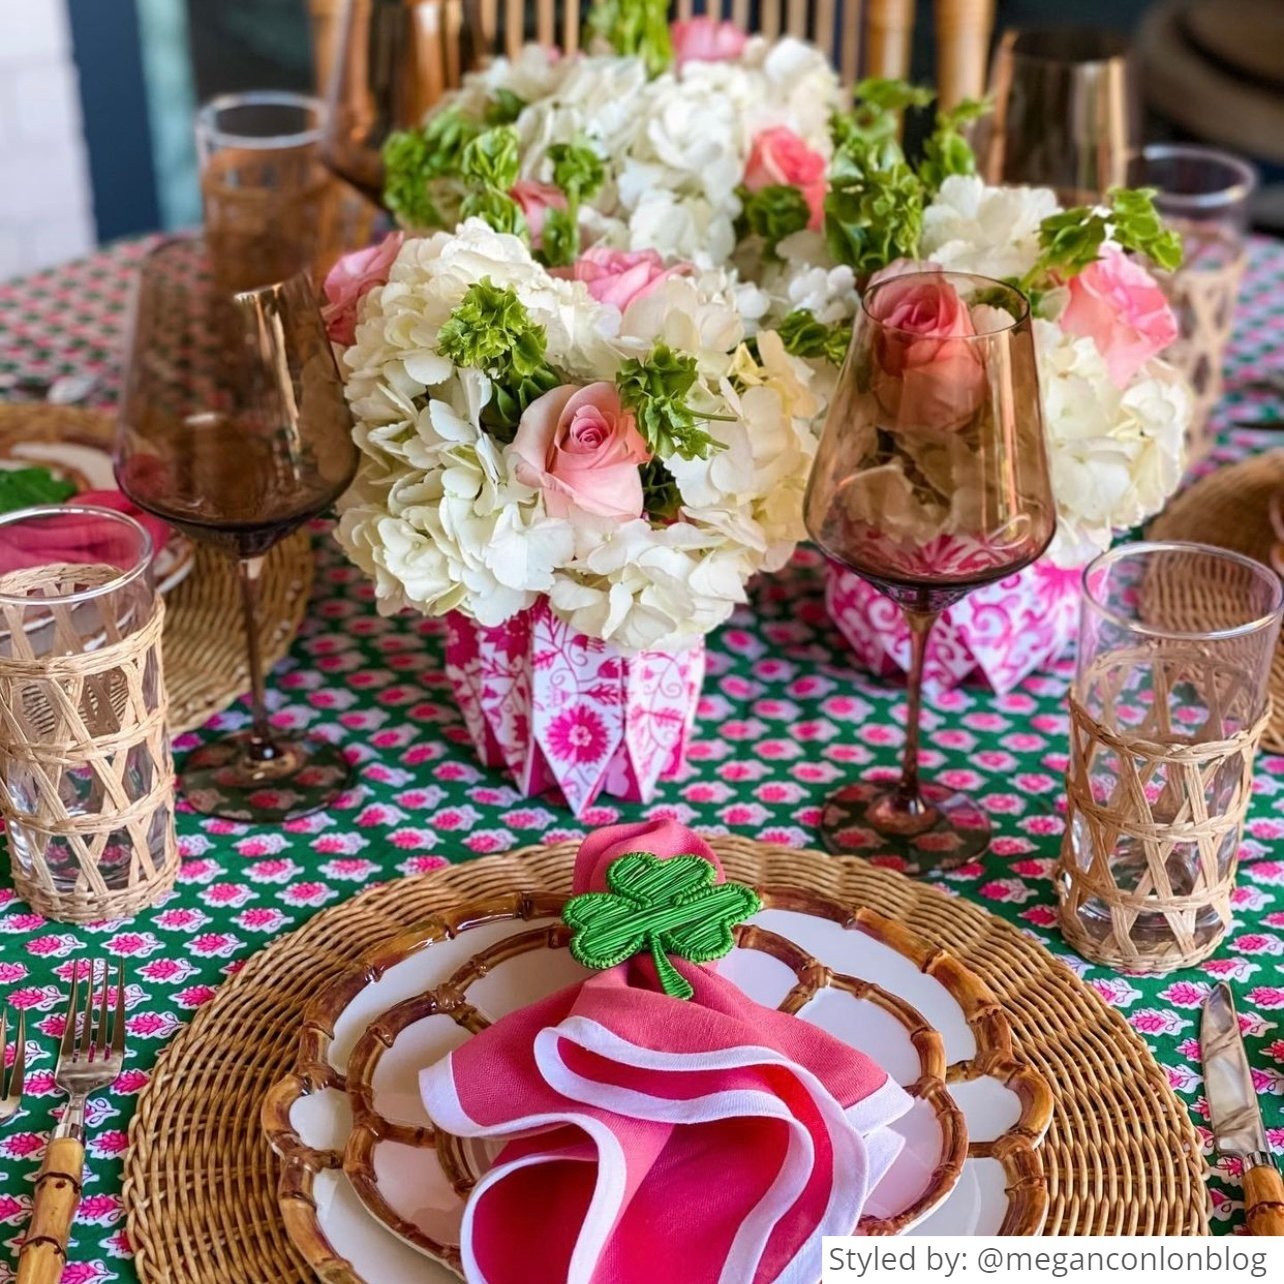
top-left (326, 219), bottom-right (819, 813)
top-left (373, 8), bottom-right (1192, 692)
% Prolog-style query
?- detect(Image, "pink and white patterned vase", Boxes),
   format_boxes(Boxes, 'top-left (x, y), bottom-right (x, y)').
top-left (825, 557), bottom-right (1083, 694)
top-left (444, 600), bottom-right (705, 817)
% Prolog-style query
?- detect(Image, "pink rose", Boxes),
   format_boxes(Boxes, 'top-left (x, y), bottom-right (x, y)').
top-left (512, 382), bottom-right (650, 519)
top-left (670, 17), bottom-right (749, 67)
top-left (510, 180), bottom-right (567, 248)
top-left (864, 261), bottom-right (986, 432)
top-left (321, 231), bottom-right (403, 346)
top-left (556, 246), bottom-right (689, 310)
top-left (1060, 248), bottom-right (1178, 387)
top-left (743, 126), bottom-right (828, 230)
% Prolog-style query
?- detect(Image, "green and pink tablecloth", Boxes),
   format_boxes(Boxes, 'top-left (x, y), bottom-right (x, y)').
top-left (1, 235), bottom-right (1283, 1278)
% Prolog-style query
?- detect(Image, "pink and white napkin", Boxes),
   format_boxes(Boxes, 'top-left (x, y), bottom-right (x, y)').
top-left (420, 820), bottom-right (914, 1284)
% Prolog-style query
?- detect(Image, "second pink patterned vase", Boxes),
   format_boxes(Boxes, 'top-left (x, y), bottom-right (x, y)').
top-left (444, 600), bottom-right (705, 817)
top-left (826, 557), bottom-right (1083, 695)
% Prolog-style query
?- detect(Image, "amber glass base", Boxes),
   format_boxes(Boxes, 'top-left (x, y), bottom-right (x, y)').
top-left (819, 781), bottom-right (991, 874)
top-left (180, 733), bottom-right (351, 822)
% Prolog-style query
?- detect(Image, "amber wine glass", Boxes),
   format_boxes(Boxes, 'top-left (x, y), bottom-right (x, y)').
top-left (805, 271), bottom-right (1056, 871)
top-left (115, 236), bottom-right (358, 822)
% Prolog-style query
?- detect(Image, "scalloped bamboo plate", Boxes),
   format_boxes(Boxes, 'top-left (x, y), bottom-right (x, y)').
top-left (263, 888), bottom-right (1053, 1282)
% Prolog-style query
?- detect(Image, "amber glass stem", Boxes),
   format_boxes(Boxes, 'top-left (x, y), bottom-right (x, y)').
top-left (896, 607), bottom-right (939, 813)
top-left (236, 555), bottom-right (278, 761)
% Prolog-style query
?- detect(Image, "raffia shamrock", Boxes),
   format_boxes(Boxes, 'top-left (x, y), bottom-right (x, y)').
top-left (562, 852), bottom-right (762, 1000)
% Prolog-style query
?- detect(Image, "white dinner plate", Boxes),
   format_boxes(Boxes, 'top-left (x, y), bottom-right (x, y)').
top-left (265, 889), bottom-right (1052, 1283)
top-left (0, 437), bottom-right (195, 593)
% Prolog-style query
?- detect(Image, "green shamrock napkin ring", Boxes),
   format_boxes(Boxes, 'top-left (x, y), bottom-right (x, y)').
top-left (562, 852), bottom-right (762, 1000)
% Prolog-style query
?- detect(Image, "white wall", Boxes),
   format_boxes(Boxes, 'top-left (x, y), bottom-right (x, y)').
top-left (0, 0), bottom-right (96, 280)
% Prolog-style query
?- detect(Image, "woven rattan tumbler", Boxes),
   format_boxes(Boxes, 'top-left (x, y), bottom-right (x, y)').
top-left (1057, 541), bottom-right (1282, 974)
top-left (0, 506), bottom-right (178, 923)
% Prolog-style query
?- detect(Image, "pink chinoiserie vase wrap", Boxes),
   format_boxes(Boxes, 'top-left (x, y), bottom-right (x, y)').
top-left (420, 819), bottom-right (917, 1284)
top-left (444, 601), bottom-right (704, 817)
top-left (826, 557), bottom-right (1083, 694)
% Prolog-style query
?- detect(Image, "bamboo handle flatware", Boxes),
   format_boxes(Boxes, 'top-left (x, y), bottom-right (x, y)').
top-left (1243, 1163), bottom-right (1284, 1237)
top-left (16, 960), bottom-right (125, 1284)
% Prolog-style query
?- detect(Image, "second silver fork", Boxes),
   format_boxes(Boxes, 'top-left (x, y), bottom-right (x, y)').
top-left (15, 959), bottom-right (125, 1284)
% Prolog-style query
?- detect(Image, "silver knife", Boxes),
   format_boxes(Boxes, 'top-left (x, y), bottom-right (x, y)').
top-left (1201, 982), bottom-right (1284, 1234)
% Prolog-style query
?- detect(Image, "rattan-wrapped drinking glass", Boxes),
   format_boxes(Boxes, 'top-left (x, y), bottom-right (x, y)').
top-left (0, 506), bottom-right (178, 923)
top-left (1057, 541), bottom-right (1282, 974)
top-left (1131, 144), bottom-right (1258, 461)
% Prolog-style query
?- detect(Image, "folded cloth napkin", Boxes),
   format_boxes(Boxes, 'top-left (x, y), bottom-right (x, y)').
top-left (421, 819), bottom-right (914, 1284)
top-left (0, 490), bottom-right (171, 576)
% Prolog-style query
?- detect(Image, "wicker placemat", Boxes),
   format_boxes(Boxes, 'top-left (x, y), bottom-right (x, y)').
top-left (1149, 448), bottom-right (1284, 753)
top-left (0, 404), bottom-right (313, 734)
top-left (123, 839), bottom-right (1208, 1284)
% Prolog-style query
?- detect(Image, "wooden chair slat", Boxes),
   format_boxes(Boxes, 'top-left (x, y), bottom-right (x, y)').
top-left (563, 0), bottom-right (581, 54)
top-left (477, 0), bottom-right (499, 50)
top-left (504, 0), bottom-right (524, 60)
top-left (814, 0), bottom-right (838, 57)
top-left (934, 0), bottom-right (994, 108)
top-left (535, 0), bottom-right (556, 49)
top-left (865, 0), bottom-right (914, 78)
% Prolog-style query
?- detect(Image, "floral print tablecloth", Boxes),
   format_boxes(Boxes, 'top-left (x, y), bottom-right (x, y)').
top-left (1, 235), bottom-right (1283, 1279)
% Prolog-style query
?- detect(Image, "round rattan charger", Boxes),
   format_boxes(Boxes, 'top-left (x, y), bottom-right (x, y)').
top-left (0, 405), bottom-right (312, 732)
top-left (1148, 448), bottom-right (1284, 753)
top-left (123, 838), bottom-right (1208, 1284)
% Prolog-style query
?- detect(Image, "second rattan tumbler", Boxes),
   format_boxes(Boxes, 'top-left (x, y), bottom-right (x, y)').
top-left (0, 506), bottom-right (178, 923)
top-left (1057, 541), bottom-right (1282, 974)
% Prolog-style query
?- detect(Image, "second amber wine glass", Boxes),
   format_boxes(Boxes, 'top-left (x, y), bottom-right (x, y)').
top-left (805, 271), bottom-right (1056, 871)
top-left (115, 237), bottom-right (359, 822)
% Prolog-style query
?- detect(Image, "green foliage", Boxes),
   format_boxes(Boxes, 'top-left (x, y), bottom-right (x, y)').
top-left (1021, 187), bottom-right (1184, 295)
top-left (1109, 187), bottom-right (1184, 272)
top-left (562, 852), bottom-right (762, 1000)
top-left (738, 184), bottom-right (812, 255)
top-left (536, 142), bottom-right (606, 265)
top-left (824, 144), bottom-right (924, 277)
top-left (833, 77), bottom-right (934, 149)
top-left (382, 129), bottom-right (444, 229)
top-left (776, 310), bottom-right (853, 366)
top-left (640, 458), bottom-right (683, 522)
top-left (437, 280), bottom-right (547, 376)
top-left (919, 98), bottom-right (989, 195)
top-left (616, 345), bottom-right (719, 461)
top-left (489, 364), bottom-right (563, 433)
top-left (484, 89), bottom-right (527, 126)
top-left (460, 187), bottom-right (529, 238)
top-left (589, 0), bottom-right (673, 77)
top-left (382, 106), bottom-right (485, 228)
top-left (0, 466), bottom-right (76, 514)
top-left (460, 126), bottom-right (521, 192)
top-left (540, 205), bottom-right (579, 268)
top-left (435, 279), bottom-right (561, 432)
top-left (548, 142), bottom-right (606, 207)
top-left (821, 78), bottom-right (943, 276)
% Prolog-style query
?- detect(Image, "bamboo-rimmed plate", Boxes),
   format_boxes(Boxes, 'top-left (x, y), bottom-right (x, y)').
top-left (263, 888), bottom-right (1052, 1283)
top-left (0, 408), bottom-right (195, 592)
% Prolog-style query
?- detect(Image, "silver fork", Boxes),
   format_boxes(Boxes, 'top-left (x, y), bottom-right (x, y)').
top-left (16, 959), bottom-right (125, 1284)
top-left (0, 1007), bottom-right (25, 1124)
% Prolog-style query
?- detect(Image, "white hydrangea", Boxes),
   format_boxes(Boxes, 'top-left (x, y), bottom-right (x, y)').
top-left (430, 41), bottom-right (844, 272)
top-left (1035, 319), bottom-right (1189, 565)
top-left (921, 176), bottom-right (1060, 281)
top-left (335, 219), bottom-right (824, 653)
